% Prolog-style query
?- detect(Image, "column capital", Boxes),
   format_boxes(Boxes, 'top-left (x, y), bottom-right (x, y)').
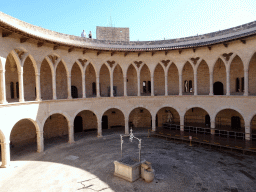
top-left (0, 140), bottom-right (10, 144)
top-left (0, 69), bottom-right (4, 73)
top-left (35, 72), bottom-right (40, 76)
top-left (18, 71), bottom-right (23, 75)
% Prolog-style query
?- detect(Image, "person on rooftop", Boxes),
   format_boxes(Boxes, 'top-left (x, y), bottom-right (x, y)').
top-left (81, 30), bottom-right (86, 38)
top-left (89, 31), bottom-right (92, 38)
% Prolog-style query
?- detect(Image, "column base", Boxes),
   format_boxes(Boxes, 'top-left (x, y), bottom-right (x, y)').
top-left (97, 134), bottom-right (103, 138)
top-left (209, 93), bottom-right (213, 96)
top-left (36, 98), bottom-right (42, 102)
top-left (0, 164), bottom-right (8, 168)
top-left (0, 100), bottom-right (8, 104)
top-left (243, 93), bottom-right (248, 96)
top-left (68, 140), bottom-right (75, 144)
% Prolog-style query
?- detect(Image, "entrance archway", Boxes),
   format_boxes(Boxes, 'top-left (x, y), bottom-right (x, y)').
top-left (156, 107), bottom-right (180, 127)
top-left (74, 116), bottom-right (83, 133)
top-left (102, 108), bottom-right (125, 134)
top-left (184, 107), bottom-right (210, 128)
top-left (213, 82), bottom-right (224, 95)
top-left (129, 107), bottom-right (152, 129)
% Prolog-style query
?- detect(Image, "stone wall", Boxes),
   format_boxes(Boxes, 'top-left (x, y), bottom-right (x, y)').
top-left (96, 26), bottom-right (129, 41)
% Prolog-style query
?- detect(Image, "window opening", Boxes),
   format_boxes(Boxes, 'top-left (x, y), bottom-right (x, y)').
top-left (184, 80), bottom-right (188, 92)
top-left (143, 81), bottom-right (146, 93)
top-left (92, 82), bottom-right (96, 95)
top-left (148, 81), bottom-right (151, 93)
top-left (71, 86), bottom-right (78, 98)
top-left (189, 80), bottom-right (192, 92)
top-left (236, 78), bottom-right (240, 92)
top-left (10, 82), bottom-right (14, 99)
top-left (16, 82), bottom-right (19, 98)
top-left (241, 77), bottom-right (244, 92)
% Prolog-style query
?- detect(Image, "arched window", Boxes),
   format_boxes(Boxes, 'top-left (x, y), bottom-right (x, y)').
top-left (16, 82), bottom-right (19, 98)
top-left (10, 82), bottom-right (14, 99)
top-left (143, 81), bottom-right (146, 93)
top-left (71, 86), bottom-right (78, 98)
top-left (189, 80), bottom-right (192, 92)
top-left (184, 80), bottom-right (188, 92)
top-left (236, 78), bottom-right (240, 92)
top-left (241, 77), bottom-right (244, 92)
top-left (92, 82), bottom-right (96, 95)
top-left (148, 81), bottom-right (151, 93)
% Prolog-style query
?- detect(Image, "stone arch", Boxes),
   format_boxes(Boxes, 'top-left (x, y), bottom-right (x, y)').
top-left (167, 62), bottom-right (179, 95)
top-left (128, 106), bottom-right (152, 128)
top-left (71, 62), bottom-right (82, 98)
top-left (42, 111), bottom-right (71, 130)
top-left (249, 113), bottom-right (256, 136)
top-left (99, 64), bottom-right (110, 97)
top-left (214, 108), bottom-right (245, 132)
top-left (229, 55), bottom-right (244, 95)
top-left (182, 61), bottom-right (194, 94)
top-left (56, 60), bottom-right (68, 99)
top-left (184, 107), bottom-right (211, 128)
top-left (155, 106), bottom-right (181, 127)
top-left (154, 63), bottom-right (165, 96)
top-left (197, 60), bottom-right (210, 95)
top-left (101, 107), bottom-right (125, 132)
top-left (152, 62), bottom-right (165, 75)
top-left (0, 129), bottom-right (6, 142)
top-left (213, 58), bottom-right (226, 95)
top-left (248, 52), bottom-right (256, 95)
top-left (140, 64), bottom-right (151, 96)
top-left (40, 57), bottom-right (54, 100)
top-left (85, 63), bottom-right (97, 97)
top-left (113, 64), bottom-right (124, 96)
top-left (126, 64), bottom-right (138, 96)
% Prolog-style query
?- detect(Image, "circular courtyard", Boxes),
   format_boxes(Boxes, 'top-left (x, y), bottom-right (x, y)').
top-left (0, 130), bottom-right (256, 192)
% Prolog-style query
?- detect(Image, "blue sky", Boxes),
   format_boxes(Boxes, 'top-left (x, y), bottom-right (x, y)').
top-left (1, 0), bottom-right (256, 41)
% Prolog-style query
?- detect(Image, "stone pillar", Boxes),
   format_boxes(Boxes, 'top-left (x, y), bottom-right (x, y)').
top-left (97, 117), bottom-right (102, 137)
top-left (36, 131), bottom-right (44, 153)
top-left (68, 123), bottom-right (75, 144)
top-left (110, 72), bottom-right (113, 97)
top-left (152, 115), bottom-right (156, 131)
top-left (82, 74), bottom-right (86, 98)
top-left (179, 74), bottom-right (182, 96)
top-left (96, 76), bottom-right (100, 97)
top-left (18, 68), bottom-right (24, 102)
top-left (67, 74), bottom-right (72, 99)
top-left (137, 75), bottom-right (140, 96)
top-left (0, 140), bottom-right (10, 168)
top-left (123, 76), bottom-right (127, 96)
top-left (125, 117), bottom-right (129, 134)
top-left (194, 72), bottom-right (197, 95)
top-left (209, 71), bottom-right (213, 95)
top-left (52, 74), bottom-right (57, 100)
top-left (210, 120), bottom-right (215, 135)
top-left (0, 69), bottom-right (7, 104)
top-left (180, 115), bottom-right (184, 131)
top-left (151, 76), bottom-right (154, 96)
top-left (35, 73), bottom-right (42, 101)
top-left (165, 74), bottom-right (168, 96)
top-left (245, 125), bottom-right (250, 141)
top-left (226, 70), bottom-right (230, 96)
top-left (244, 70), bottom-right (248, 96)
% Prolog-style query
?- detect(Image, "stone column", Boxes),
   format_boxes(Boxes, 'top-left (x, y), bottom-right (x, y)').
top-left (36, 131), bottom-right (44, 152)
top-left (180, 115), bottom-right (184, 131)
top-left (123, 76), bottom-right (127, 96)
top-left (110, 71), bottom-right (113, 97)
top-left (0, 140), bottom-right (10, 168)
top-left (68, 123), bottom-right (75, 144)
top-left (165, 74), bottom-right (168, 96)
top-left (82, 74), bottom-right (86, 98)
top-left (97, 117), bottom-right (102, 137)
top-left (210, 120), bottom-right (215, 135)
top-left (244, 70), bottom-right (248, 96)
top-left (152, 115), bottom-right (156, 131)
top-left (18, 68), bottom-right (24, 102)
top-left (52, 73), bottom-right (57, 100)
top-left (35, 73), bottom-right (42, 101)
top-left (0, 69), bottom-right (7, 104)
top-left (179, 74), bottom-right (182, 96)
top-left (245, 125), bottom-right (250, 141)
top-left (137, 75), bottom-right (140, 96)
top-left (194, 72), bottom-right (197, 95)
top-left (226, 70), bottom-right (230, 96)
top-left (125, 117), bottom-right (129, 134)
top-left (96, 76), bottom-right (100, 97)
top-left (67, 74), bottom-right (72, 99)
top-left (209, 71), bottom-right (213, 95)
top-left (151, 76), bottom-right (154, 96)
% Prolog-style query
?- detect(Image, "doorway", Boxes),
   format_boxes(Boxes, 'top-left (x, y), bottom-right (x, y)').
top-left (205, 115), bottom-right (210, 127)
top-left (231, 116), bottom-right (241, 130)
top-left (74, 116), bottom-right (83, 133)
top-left (102, 115), bottom-right (108, 129)
top-left (213, 81), bottom-right (224, 95)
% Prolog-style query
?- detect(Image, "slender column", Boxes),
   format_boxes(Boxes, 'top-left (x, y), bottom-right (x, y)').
top-left (35, 73), bottom-right (41, 101)
top-left (18, 68), bottom-right (24, 102)
top-left (36, 131), bottom-right (44, 152)
top-left (0, 140), bottom-right (10, 168)
top-left (165, 74), bottom-right (168, 96)
top-left (123, 76), bottom-right (127, 96)
top-left (245, 125), bottom-right (250, 141)
top-left (82, 74), bottom-right (86, 98)
top-left (210, 120), bottom-right (215, 135)
top-left (194, 72), bottom-right (197, 95)
top-left (244, 70), bottom-right (248, 96)
top-left (152, 115), bottom-right (156, 131)
top-left (179, 74), bottom-right (182, 96)
top-left (68, 123), bottom-right (75, 144)
top-left (52, 73), bottom-right (57, 100)
top-left (151, 76), bottom-right (154, 96)
top-left (137, 75), bottom-right (140, 96)
top-left (96, 76), bottom-right (100, 97)
top-left (226, 70), bottom-right (230, 95)
top-left (180, 115), bottom-right (184, 131)
top-left (209, 71), bottom-right (213, 95)
top-left (125, 116), bottom-right (129, 134)
top-left (67, 74), bottom-right (72, 99)
top-left (110, 71), bottom-right (113, 97)
top-left (97, 117), bottom-right (102, 137)
top-left (0, 70), bottom-right (7, 104)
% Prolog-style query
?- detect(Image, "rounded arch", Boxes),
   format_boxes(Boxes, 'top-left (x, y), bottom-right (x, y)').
top-left (72, 108), bottom-right (98, 124)
top-left (213, 107), bottom-right (245, 123)
top-left (101, 107), bottom-right (125, 131)
top-left (184, 106), bottom-right (211, 127)
top-left (41, 111), bottom-right (71, 129)
top-left (155, 106), bottom-right (181, 127)
top-left (101, 106), bottom-right (126, 118)
top-left (154, 105), bottom-right (181, 118)
top-left (128, 106), bottom-right (152, 128)
top-left (128, 105), bottom-right (153, 119)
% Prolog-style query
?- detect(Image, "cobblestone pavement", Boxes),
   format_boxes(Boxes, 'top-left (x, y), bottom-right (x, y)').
top-left (0, 129), bottom-right (256, 192)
